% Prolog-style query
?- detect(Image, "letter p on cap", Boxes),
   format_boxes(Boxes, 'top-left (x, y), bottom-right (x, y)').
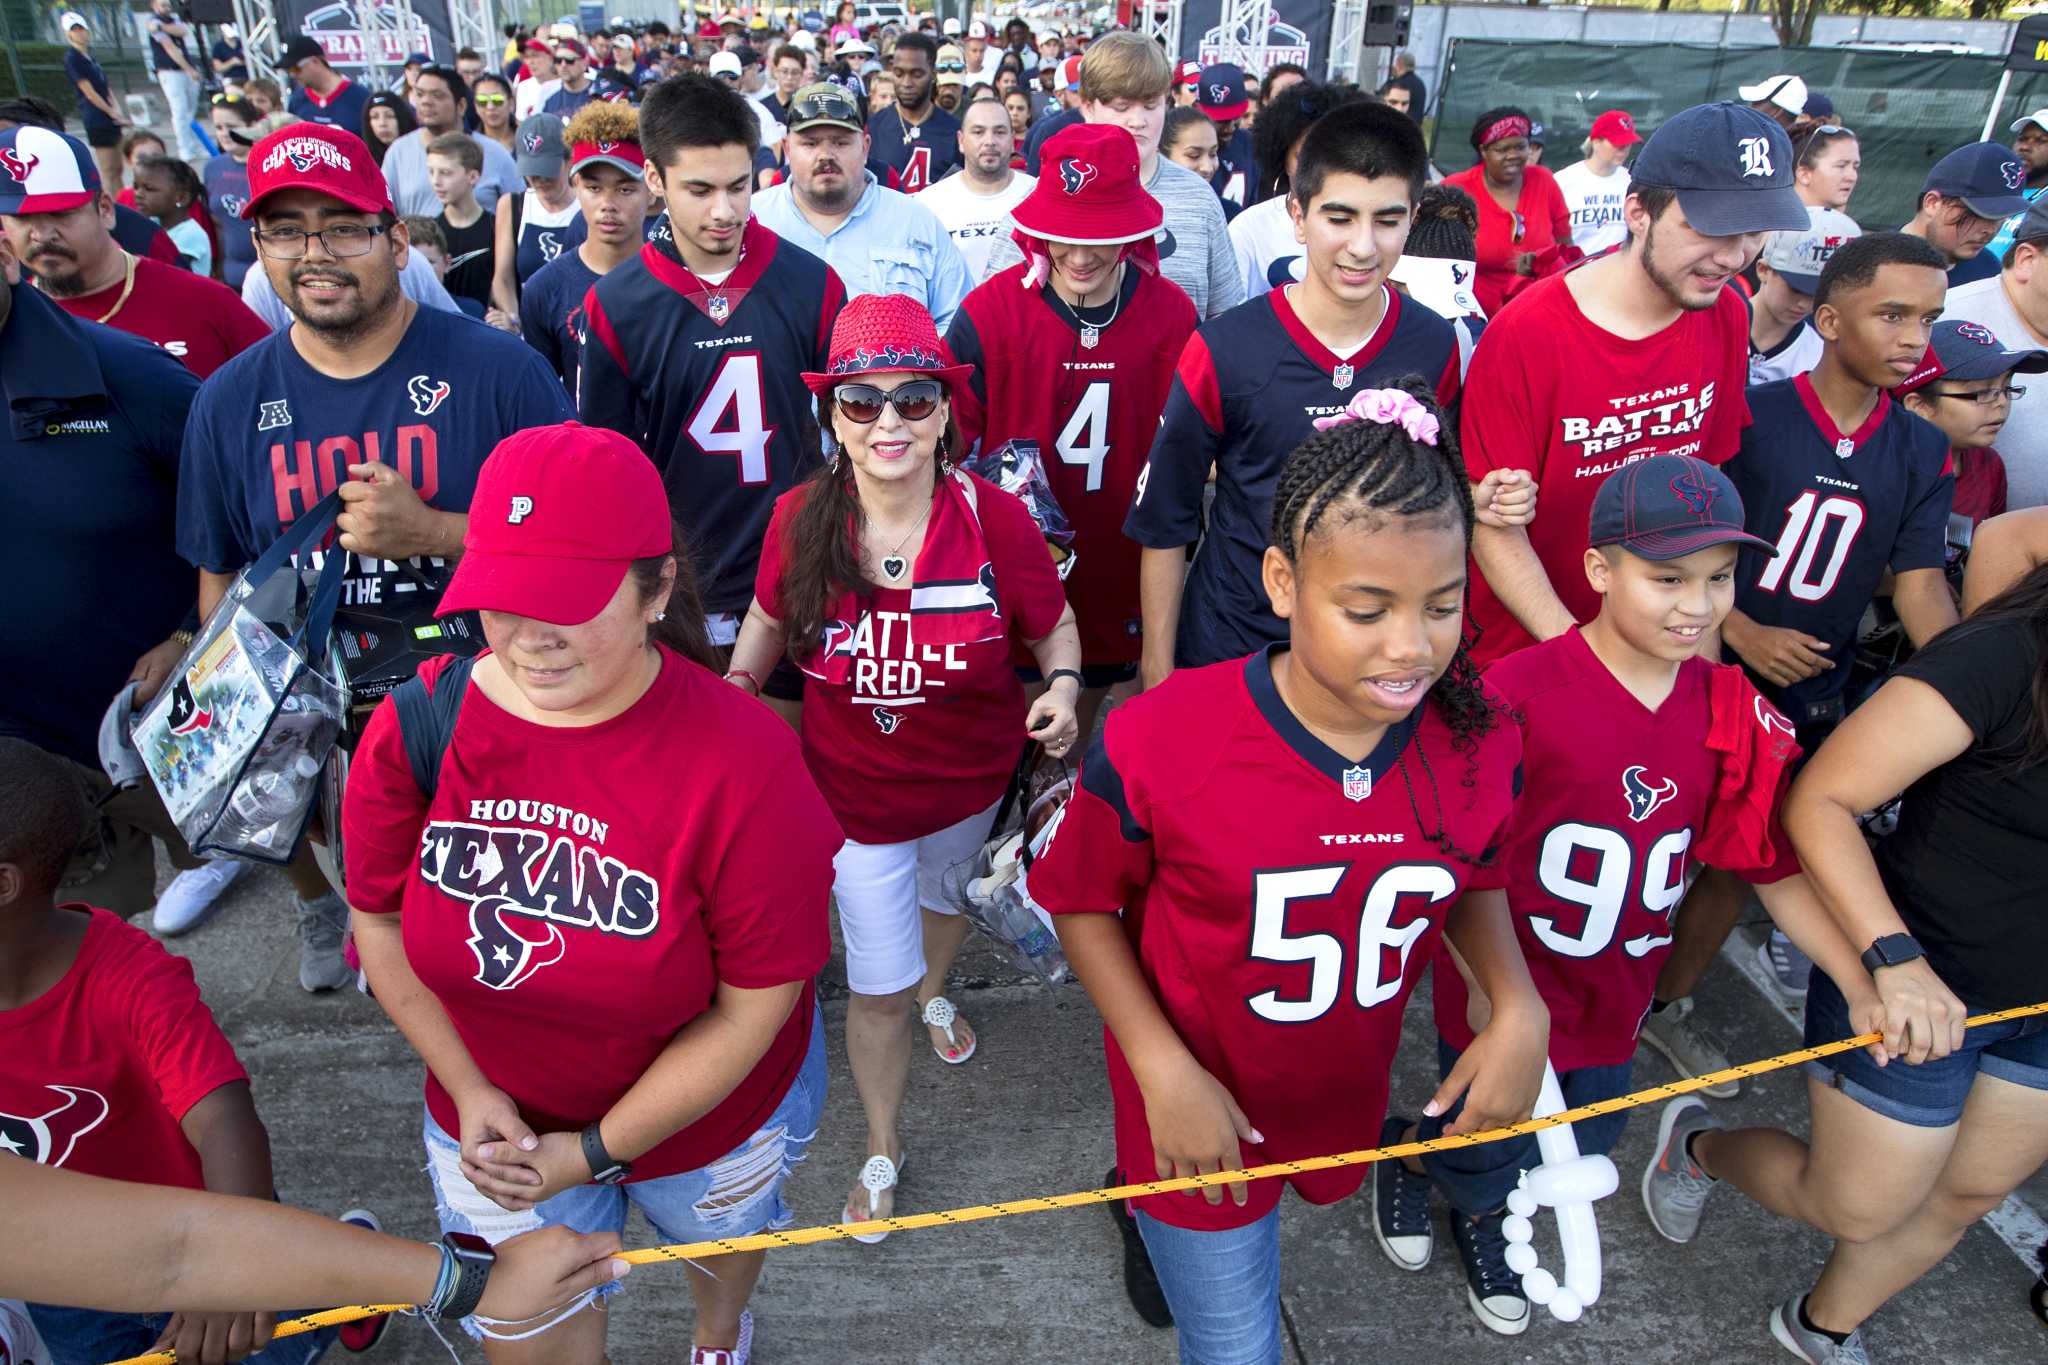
top-left (508, 495), bottom-right (535, 524)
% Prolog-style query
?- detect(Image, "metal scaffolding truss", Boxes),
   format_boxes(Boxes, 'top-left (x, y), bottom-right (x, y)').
top-left (230, 0), bottom-right (490, 88)
top-left (445, 0), bottom-right (499, 71)
top-left (1132, 0), bottom-right (1183, 65)
top-left (1209, 0), bottom-right (1273, 71)
top-left (1327, 0), bottom-right (1367, 82)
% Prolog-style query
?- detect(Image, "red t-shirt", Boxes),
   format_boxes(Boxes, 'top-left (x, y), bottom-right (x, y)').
top-left (51, 254), bottom-right (271, 378)
top-left (949, 264), bottom-right (1198, 664)
top-left (341, 647), bottom-right (840, 1180)
top-left (755, 473), bottom-right (1069, 844)
top-left (0, 907), bottom-right (248, 1190)
top-left (1432, 630), bottom-right (1793, 1072)
top-left (1441, 162), bottom-right (1573, 317)
top-left (1029, 649), bottom-right (1522, 1230)
top-left (1460, 272), bottom-right (1751, 665)
top-left (1952, 445), bottom-right (2009, 529)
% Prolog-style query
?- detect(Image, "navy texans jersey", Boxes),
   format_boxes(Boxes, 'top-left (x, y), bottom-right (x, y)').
top-left (519, 250), bottom-right (600, 395)
top-left (578, 220), bottom-right (846, 614)
top-left (868, 104), bottom-right (962, 196)
top-left (1212, 125), bottom-right (1257, 209)
top-left (1124, 285), bottom-right (1461, 669)
top-left (1727, 375), bottom-right (1953, 723)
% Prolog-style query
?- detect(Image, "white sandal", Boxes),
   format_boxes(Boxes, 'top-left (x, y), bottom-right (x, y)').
top-left (921, 994), bottom-right (978, 1065)
top-left (844, 1153), bottom-right (906, 1245)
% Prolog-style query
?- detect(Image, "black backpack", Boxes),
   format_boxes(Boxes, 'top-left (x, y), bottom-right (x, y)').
top-left (390, 654), bottom-right (477, 797)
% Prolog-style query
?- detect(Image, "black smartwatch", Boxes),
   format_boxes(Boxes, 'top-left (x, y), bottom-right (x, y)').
top-left (1861, 933), bottom-right (1925, 973)
top-left (581, 1121), bottom-right (632, 1185)
top-left (435, 1232), bottom-right (495, 1321)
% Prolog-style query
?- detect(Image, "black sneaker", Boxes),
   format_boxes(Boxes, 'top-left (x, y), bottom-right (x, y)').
top-left (1105, 1166), bottom-right (1173, 1328)
top-left (1449, 1207), bottom-right (1529, 1336)
top-left (1372, 1116), bottom-right (1433, 1271)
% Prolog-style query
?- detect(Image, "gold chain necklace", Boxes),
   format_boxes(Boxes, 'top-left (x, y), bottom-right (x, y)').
top-left (90, 251), bottom-right (138, 324)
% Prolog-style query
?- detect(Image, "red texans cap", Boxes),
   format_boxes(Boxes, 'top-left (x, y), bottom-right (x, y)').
top-left (242, 123), bottom-right (391, 219)
top-left (437, 423), bottom-right (672, 625)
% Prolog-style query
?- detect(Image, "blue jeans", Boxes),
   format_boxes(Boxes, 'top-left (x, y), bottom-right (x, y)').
top-left (27, 1302), bottom-right (332, 1365)
top-left (1134, 1207), bottom-right (1282, 1365)
top-left (1417, 1038), bottom-right (1633, 1216)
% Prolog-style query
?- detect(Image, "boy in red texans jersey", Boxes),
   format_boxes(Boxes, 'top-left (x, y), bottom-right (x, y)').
top-left (948, 122), bottom-right (1197, 737)
top-left (0, 737), bottom-right (380, 1364)
top-left (1371, 456), bottom-right (1880, 1338)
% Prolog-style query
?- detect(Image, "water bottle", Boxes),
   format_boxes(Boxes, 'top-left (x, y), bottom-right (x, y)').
top-left (220, 753), bottom-right (322, 854)
top-left (987, 881), bottom-right (1068, 982)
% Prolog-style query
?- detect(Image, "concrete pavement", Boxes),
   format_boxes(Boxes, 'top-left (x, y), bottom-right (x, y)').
top-left (154, 864), bottom-right (2048, 1364)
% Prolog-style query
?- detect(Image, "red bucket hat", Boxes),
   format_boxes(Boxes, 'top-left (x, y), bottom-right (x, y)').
top-left (242, 123), bottom-right (391, 219)
top-left (436, 423), bottom-right (671, 626)
top-left (1012, 123), bottom-right (1162, 245)
top-left (800, 293), bottom-right (975, 397)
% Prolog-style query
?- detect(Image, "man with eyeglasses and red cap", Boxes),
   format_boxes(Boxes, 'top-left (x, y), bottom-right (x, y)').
top-left (175, 121), bottom-right (571, 992)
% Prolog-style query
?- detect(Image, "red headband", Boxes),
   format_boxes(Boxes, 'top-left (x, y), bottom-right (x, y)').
top-left (570, 139), bottom-right (645, 172)
top-left (1479, 115), bottom-right (1530, 148)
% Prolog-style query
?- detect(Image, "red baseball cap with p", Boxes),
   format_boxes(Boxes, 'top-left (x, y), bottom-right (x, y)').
top-left (242, 123), bottom-right (392, 220)
top-left (437, 423), bottom-right (672, 625)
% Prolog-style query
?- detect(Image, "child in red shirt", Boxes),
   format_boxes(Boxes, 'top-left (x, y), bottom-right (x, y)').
top-left (1898, 318), bottom-right (2048, 566)
top-left (0, 736), bottom-right (362, 1365)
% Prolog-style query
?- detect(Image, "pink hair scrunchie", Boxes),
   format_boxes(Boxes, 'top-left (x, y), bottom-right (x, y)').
top-left (1311, 387), bottom-right (1442, 445)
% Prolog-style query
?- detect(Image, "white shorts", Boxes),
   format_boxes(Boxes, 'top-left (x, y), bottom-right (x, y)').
top-left (832, 799), bottom-right (1001, 996)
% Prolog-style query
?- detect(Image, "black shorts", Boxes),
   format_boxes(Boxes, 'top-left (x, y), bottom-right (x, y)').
top-left (1015, 660), bottom-right (1138, 690)
top-left (84, 122), bottom-right (122, 149)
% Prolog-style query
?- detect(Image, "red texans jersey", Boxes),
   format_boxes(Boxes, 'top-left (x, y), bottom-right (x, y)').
top-left (1433, 629), bottom-right (1795, 1071)
top-left (947, 264), bottom-right (1197, 663)
top-left (579, 221), bottom-right (846, 614)
top-left (1030, 648), bottom-right (1521, 1230)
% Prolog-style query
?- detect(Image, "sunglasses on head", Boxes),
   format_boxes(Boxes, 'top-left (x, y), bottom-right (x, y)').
top-left (834, 379), bottom-right (943, 423)
top-left (1797, 123), bottom-right (1852, 157)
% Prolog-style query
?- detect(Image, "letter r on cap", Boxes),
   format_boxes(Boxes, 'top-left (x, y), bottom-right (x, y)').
top-left (508, 496), bottom-right (535, 524)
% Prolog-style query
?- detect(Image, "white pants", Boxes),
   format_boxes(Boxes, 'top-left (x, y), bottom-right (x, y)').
top-left (832, 799), bottom-right (1000, 996)
top-left (155, 68), bottom-right (202, 158)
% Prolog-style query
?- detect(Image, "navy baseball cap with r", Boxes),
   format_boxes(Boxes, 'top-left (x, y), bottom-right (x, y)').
top-left (1629, 101), bottom-right (1809, 237)
top-left (1590, 454), bottom-right (1777, 561)
top-left (1922, 141), bottom-right (2032, 220)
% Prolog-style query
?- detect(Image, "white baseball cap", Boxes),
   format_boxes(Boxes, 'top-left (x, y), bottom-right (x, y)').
top-left (708, 50), bottom-right (742, 77)
top-left (967, 19), bottom-right (991, 38)
top-left (790, 29), bottom-right (817, 51)
top-left (942, 15), bottom-right (960, 34)
top-left (1389, 255), bottom-right (1485, 322)
top-left (1759, 207), bottom-right (1862, 294)
top-left (2012, 108), bottom-right (2048, 136)
top-left (1736, 74), bottom-right (1808, 116)
top-left (58, 10), bottom-right (88, 31)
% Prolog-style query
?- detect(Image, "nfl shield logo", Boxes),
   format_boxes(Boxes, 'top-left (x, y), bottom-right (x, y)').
top-left (1342, 765), bottom-right (1372, 802)
top-left (709, 294), bottom-right (730, 323)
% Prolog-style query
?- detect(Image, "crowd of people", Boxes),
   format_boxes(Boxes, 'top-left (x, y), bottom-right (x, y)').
top-left (4, 12), bottom-right (2048, 1365)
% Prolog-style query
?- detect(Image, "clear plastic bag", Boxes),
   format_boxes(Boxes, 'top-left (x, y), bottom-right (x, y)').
top-left (965, 438), bottom-right (1078, 580)
top-left (940, 766), bottom-right (1074, 986)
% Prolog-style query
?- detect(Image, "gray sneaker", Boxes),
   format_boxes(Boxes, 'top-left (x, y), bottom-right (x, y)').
top-left (1761, 930), bottom-right (1813, 1005)
top-left (1639, 995), bottom-right (1739, 1099)
top-left (295, 891), bottom-right (351, 993)
top-left (1642, 1096), bottom-right (1723, 1244)
top-left (1769, 1296), bottom-right (1872, 1363)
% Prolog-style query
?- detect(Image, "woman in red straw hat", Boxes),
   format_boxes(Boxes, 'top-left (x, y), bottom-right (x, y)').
top-left (343, 422), bottom-right (840, 1365)
top-left (728, 291), bottom-right (1081, 1239)
top-left (950, 121), bottom-right (1198, 745)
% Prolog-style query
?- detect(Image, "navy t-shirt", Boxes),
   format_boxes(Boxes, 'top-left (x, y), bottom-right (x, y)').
top-left (2, 282), bottom-right (199, 765)
top-left (177, 304), bottom-right (574, 578)
top-left (520, 249), bottom-right (601, 394)
top-left (203, 154), bottom-right (257, 290)
top-left (1125, 286), bottom-right (1462, 669)
top-left (1212, 126), bottom-right (1257, 210)
top-left (1023, 106), bottom-right (1081, 178)
top-left (514, 202), bottom-right (585, 284)
top-left (1728, 374), bottom-right (1954, 724)
top-left (145, 14), bottom-right (192, 73)
top-left (65, 48), bottom-right (115, 132)
top-left (288, 77), bottom-right (372, 134)
top-left (868, 103), bottom-right (960, 195)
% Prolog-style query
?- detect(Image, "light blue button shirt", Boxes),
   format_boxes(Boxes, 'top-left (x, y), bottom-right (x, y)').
top-left (752, 173), bottom-right (973, 334)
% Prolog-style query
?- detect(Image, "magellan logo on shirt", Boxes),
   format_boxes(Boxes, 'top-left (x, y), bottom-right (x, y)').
top-left (418, 802), bottom-right (661, 992)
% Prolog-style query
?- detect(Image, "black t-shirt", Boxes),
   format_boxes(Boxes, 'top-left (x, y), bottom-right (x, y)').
top-left (437, 209), bottom-right (497, 308)
top-left (1876, 613), bottom-right (2048, 1009)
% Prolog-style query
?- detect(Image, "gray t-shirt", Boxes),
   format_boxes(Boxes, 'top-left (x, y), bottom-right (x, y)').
top-left (982, 154), bottom-right (1245, 320)
top-left (381, 129), bottom-right (524, 219)
top-left (1945, 274), bottom-right (2048, 511)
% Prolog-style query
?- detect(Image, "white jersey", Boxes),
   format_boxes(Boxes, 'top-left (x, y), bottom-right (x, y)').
top-left (918, 170), bottom-right (1036, 282)
top-left (1749, 319), bottom-right (1823, 386)
top-left (1553, 159), bottom-right (1632, 254)
top-left (1229, 194), bottom-right (1301, 299)
top-left (515, 75), bottom-right (560, 122)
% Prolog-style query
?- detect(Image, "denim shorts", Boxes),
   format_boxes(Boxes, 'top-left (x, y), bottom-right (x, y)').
top-left (1803, 967), bottom-right (2048, 1128)
top-left (422, 1005), bottom-right (826, 1332)
top-left (26, 1301), bottom-right (330, 1365)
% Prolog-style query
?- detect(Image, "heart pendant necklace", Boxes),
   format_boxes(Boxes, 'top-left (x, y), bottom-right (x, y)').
top-left (874, 498), bottom-right (933, 584)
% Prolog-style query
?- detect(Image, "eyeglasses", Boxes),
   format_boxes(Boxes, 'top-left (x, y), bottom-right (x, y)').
top-left (834, 380), bottom-right (943, 423)
top-left (473, 92), bottom-right (508, 106)
top-left (1934, 384), bottom-right (2026, 405)
top-left (253, 222), bottom-right (391, 259)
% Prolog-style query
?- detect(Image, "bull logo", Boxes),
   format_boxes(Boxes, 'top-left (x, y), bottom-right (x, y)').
top-left (407, 374), bottom-right (451, 416)
top-left (167, 676), bottom-right (212, 735)
top-left (0, 148), bottom-right (37, 183)
top-left (1670, 468), bottom-right (1716, 517)
top-left (0, 1085), bottom-right (109, 1167)
top-left (466, 895), bottom-right (568, 991)
top-left (1058, 157), bottom-right (1097, 195)
top-left (1623, 766), bottom-right (1677, 823)
top-left (873, 706), bottom-right (903, 734)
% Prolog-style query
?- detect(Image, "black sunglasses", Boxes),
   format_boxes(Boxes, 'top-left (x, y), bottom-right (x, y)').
top-left (834, 380), bottom-right (943, 423)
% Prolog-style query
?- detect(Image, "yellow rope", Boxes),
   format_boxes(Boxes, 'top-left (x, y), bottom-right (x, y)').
top-left (105, 1001), bottom-right (2048, 1364)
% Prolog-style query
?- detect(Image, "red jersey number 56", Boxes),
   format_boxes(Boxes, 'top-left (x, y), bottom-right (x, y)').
top-left (1246, 863), bottom-right (1459, 1023)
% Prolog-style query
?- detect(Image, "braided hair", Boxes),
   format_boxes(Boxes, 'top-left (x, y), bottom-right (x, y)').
top-left (1268, 376), bottom-right (1506, 865)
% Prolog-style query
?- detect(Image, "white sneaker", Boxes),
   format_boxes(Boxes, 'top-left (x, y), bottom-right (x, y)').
top-left (152, 858), bottom-right (251, 936)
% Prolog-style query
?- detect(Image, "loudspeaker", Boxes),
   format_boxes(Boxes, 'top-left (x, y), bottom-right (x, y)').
top-left (1364, 0), bottom-right (1411, 48)
top-left (183, 0), bottom-right (238, 25)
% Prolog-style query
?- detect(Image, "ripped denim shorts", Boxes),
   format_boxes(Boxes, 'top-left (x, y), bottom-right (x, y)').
top-left (420, 1003), bottom-right (826, 1338)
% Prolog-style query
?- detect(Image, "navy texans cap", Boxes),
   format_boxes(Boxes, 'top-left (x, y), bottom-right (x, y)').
top-left (1589, 454), bottom-right (1777, 561)
top-left (1922, 141), bottom-right (2032, 220)
top-left (1629, 102), bottom-right (1809, 237)
top-left (1900, 319), bottom-right (2048, 394)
